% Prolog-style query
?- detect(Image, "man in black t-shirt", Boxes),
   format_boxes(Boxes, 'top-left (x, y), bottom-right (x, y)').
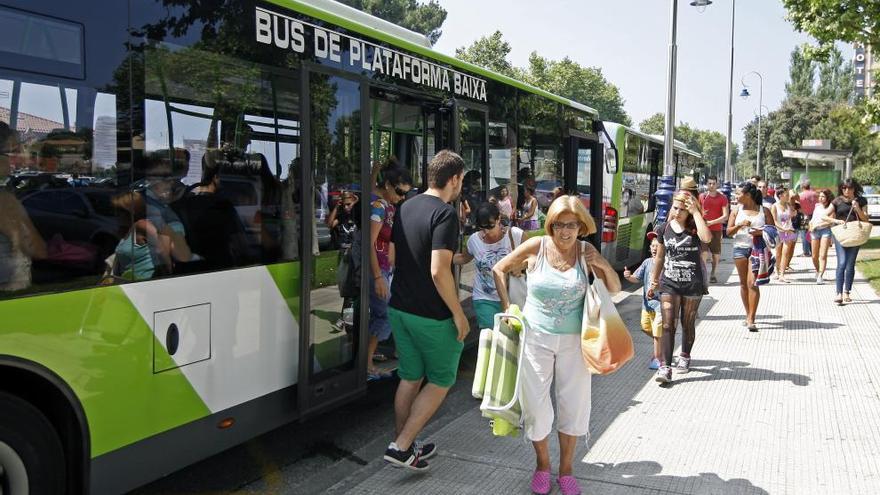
top-left (382, 150), bottom-right (467, 471)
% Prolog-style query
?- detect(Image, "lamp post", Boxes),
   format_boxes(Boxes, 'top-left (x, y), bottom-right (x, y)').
top-left (740, 71), bottom-right (763, 176)
top-left (724, 0), bottom-right (736, 183)
top-left (657, 0), bottom-right (712, 222)
top-left (663, 0), bottom-right (713, 176)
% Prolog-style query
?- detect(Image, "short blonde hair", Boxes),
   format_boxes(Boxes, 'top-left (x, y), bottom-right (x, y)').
top-left (545, 195), bottom-right (596, 237)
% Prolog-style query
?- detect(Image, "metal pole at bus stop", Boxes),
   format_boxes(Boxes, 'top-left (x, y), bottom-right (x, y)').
top-left (657, 0), bottom-right (713, 222)
top-left (662, 0), bottom-right (679, 178)
top-left (723, 0), bottom-right (736, 184)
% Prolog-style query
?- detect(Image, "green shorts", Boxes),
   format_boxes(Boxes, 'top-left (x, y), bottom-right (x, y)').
top-left (389, 307), bottom-right (464, 388)
top-left (473, 299), bottom-right (502, 330)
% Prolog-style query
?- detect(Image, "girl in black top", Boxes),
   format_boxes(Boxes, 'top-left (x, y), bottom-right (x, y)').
top-left (827, 178), bottom-right (868, 304)
top-left (649, 192), bottom-right (712, 383)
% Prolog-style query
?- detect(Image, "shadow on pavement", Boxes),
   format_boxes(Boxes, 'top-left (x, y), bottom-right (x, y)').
top-left (700, 313), bottom-right (782, 321)
top-left (756, 319), bottom-right (843, 330)
top-left (583, 461), bottom-right (770, 494)
top-left (664, 360), bottom-right (810, 387)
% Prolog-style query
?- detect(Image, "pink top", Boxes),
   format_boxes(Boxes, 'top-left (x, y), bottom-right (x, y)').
top-left (798, 189), bottom-right (817, 215)
top-left (497, 197), bottom-right (513, 218)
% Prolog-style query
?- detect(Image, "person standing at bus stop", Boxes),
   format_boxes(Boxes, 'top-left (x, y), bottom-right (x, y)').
top-left (383, 150), bottom-right (467, 471)
top-left (699, 175), bottom-right (729, 283)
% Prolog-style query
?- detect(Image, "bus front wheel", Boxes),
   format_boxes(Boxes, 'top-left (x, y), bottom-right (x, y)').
top-left (0, 392), bottom-right (66, 495)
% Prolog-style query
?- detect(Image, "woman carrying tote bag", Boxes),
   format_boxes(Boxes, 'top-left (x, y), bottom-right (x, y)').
top-left (492, 195), bottom-right (619, 495)
top-left (827, 178), bottom-right (870, 305)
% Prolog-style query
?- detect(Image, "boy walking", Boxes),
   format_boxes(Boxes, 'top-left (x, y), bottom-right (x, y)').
top-left (623, 233), bottom-right (663, 369)
top-left (383, 150), bottom-right (468, 471)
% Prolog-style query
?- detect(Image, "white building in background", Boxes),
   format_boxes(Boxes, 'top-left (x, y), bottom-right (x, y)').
top-left (93, 116), bottom-right (117, 169)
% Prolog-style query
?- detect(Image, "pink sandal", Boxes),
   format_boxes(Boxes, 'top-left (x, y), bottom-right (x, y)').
top-left (557, 475), bottom-right (582, 495)
top-left (530, 470), bottom-right (551, 495)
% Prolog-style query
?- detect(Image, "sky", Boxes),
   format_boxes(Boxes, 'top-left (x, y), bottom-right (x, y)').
top-left (433, 0), bottom-right (851, 151)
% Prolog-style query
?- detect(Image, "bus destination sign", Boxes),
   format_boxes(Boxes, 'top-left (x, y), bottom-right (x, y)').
top-left (256, 6), bottom-right (488, 102)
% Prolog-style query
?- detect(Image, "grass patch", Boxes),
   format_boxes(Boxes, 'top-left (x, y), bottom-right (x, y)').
top-left (857, 258), bottom-right (880, 295)
top-left (859, 236), bottom-right (880, 261)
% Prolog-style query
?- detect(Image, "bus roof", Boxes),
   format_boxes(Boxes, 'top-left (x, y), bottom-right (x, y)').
top-left (272, 0), bottom-right (599, 117)
top-left (603, 121), bottom-right (701, 157)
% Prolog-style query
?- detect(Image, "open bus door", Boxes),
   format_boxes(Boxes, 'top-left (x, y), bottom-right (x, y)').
top-left (565, 131), bottom-right (604, 248)
top-left (297, 66), bottom-right (371, 418)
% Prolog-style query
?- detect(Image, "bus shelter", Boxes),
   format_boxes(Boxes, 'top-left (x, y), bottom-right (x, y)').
top-left (780, 147), bottom-right (853, 189)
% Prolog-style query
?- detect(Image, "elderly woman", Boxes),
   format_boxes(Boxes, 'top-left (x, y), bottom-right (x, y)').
top-left (493, 196), bottom-right (619, 495)
top-left (650, 191), bottom-right (712, 382)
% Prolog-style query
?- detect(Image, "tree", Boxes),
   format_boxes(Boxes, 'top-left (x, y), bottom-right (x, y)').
top-left (783, 0), bottom-right (880, 122)
top-left (785, 46), bottom-right (815, 99)
top-left (740, 96), bottom-right (833, 180)
top-left (455, 31), bottom-right (516, 77)
top-left (456, 33), bottom-right (632, 125)
top-left (815, 47), bottom-right (854, 103)
top-left (638, 113), bottom-right (665, 135)
top-left (522, 53), bottom-right (631, 125)
top-left (337, 0), bottom-right (447, 44)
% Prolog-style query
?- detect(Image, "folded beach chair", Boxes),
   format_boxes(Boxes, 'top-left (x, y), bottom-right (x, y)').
top-left (471, 306), bottom-right (527, 437)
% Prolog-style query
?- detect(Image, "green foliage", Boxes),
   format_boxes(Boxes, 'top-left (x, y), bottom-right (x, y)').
top-left (782, 0), bottom-right (880, 123)
top-left (638, 113), bottom-right (665, 135)
top-left (815, 48), bottom-right (854, 103)
top-left (456, 33), bottom-right (632, 125)
top-left (337, 0), bottom-right (447, 45)
top-left (455, 31), bottom-right (516, 77)
top-left (785, 46), bottom-right (815, 99)
top-left (784, 45), bottom-right (852, 103)
top-left (522, 53), bottom-right (631, 126)
top-left (782, 0), bottom-right (880, 52)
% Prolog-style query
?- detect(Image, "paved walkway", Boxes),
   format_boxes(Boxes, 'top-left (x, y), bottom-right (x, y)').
top-left (325, 239), bottom-right (880, 494)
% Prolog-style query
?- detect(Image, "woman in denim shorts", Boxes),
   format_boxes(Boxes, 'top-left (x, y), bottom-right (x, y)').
top-left (727, 183), bottom-right (766, 331)
top-left (808, 189), bottom-right (835, 284)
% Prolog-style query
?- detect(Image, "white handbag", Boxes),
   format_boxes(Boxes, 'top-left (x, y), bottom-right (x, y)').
top-left (506, 228), bottom-right (528, 307)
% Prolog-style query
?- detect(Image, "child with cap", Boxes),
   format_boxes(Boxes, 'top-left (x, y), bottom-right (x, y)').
top-left (623, 231), bottom-right (663, 369)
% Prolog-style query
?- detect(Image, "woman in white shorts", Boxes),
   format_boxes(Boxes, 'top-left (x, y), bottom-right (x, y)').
top-left (493, 196), bottom-right (619, 495)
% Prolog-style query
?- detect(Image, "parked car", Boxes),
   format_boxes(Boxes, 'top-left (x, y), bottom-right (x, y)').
top-left (865, 194), bottom-right (880, 223)
top-left (20, 187), bottom-right (120, 265)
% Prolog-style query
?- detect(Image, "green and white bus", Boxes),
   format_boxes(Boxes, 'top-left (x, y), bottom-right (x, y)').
top-left (599, 122), bottom-right (701, 270)
top-left (0, 1), bottom-right (609, 493)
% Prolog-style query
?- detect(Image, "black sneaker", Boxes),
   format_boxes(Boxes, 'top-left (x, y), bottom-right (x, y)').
top-left (383, 443), bottom-right (429, 471)
top-left (414, 441), bottom-right (436, 460)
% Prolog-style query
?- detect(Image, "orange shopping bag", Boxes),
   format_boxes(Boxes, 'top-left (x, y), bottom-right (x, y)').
top-left (579, 261), bottom-right (634, 375)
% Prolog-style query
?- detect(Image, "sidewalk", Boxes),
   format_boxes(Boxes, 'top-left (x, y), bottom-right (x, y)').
top-left (325, 238), bottom-right (880, 494)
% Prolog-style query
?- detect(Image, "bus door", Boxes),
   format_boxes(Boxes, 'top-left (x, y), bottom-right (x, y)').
top-left (452, 101), bottom-right (488, 305)
top-left (565, 132), bottom-right (603, 247)
top-left (298, 67), bottom-right (370, 417)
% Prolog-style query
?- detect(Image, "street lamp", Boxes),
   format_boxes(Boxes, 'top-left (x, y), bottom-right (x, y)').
top-left (723, 0), bottom-right (736, 184)
top-left (663, 0), bottom-right (713, 176)
top-left (740, 71), bottom-right (763, 176)
top-left (657, 0), bottom-right (712, 222)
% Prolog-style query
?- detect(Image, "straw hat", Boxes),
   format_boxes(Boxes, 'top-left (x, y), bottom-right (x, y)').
top-left (680, 176), bottom-right (698, 192)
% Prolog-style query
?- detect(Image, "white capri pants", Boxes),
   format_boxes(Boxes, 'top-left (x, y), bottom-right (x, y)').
top-left (521, 328), bottom-right (592, 442)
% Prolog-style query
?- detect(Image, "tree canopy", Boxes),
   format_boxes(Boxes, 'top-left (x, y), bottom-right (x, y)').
top-left (337, 0), bottom-right (447, 45)
top-left (454, 31), bottom-right (516, 77)
top-left (456, 32), bottom-right (632, 125)
top-left (783, 0), bottom-right (879, 123)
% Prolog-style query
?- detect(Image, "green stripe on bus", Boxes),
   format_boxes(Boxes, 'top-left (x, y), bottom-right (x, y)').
top-left (0, 286), bottom-right (210, 457)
